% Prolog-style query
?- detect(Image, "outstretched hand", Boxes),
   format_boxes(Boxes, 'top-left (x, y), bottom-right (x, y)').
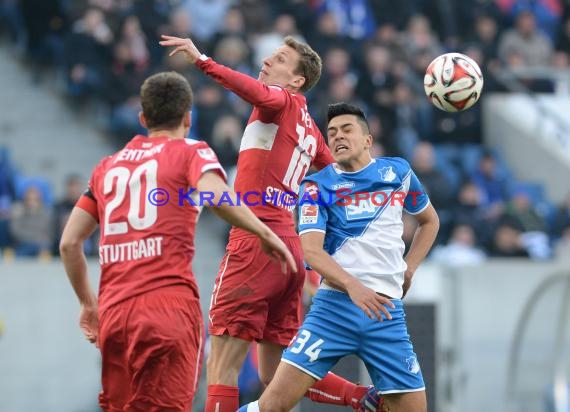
top-left (159, 35), bottom-right (202, 64)
top-left (259, 231), bottom-right (298, 274)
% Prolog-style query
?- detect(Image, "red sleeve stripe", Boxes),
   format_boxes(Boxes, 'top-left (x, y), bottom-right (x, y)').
top-left (76, 194), bottom-right (98, 222)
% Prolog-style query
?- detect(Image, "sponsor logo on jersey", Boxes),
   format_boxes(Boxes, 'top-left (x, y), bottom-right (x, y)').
top-left (304, 183), bottom-right (319, 200)
top-left (331, 181), bottom-right (355, 190)
top-left (197, 148), bottom-right (217, 161)
top-left (301, 204), bottom-right (318, 224)
top-left (406, 355), bottom-right (421, 374)
top-left (379, 166), bottom-right (396, 182)
top-left (345, 198), bottom-right (381, 221)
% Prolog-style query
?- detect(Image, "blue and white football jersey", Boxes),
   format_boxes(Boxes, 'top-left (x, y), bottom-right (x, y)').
top-left (297, 157), bottom-right (430, 298)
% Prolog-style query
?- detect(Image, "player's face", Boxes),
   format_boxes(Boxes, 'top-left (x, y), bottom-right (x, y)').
top-left (327, 114), bottom-right (372, 168)
top-left (258, 45), bottom-right (304, 89)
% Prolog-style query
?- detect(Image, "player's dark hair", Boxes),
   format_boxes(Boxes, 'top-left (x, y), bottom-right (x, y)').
top-left (284, 36), bottom-right (322, 93)
top-left (140, 71), bottom-right (193, 130)
top-left (327, 102), bottom-right (370, 134)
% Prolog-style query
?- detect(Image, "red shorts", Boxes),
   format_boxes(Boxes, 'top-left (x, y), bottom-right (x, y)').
top-left (208, 235), bottom-right (306, 346)
top-left (98, 285), bottom-right (204, 412)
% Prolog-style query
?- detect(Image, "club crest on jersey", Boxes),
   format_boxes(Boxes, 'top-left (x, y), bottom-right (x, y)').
top-left (197, 148), bottom-right (217, 161)
top-left (405, 355), bottom-right (420, 374)
top-left (301, 204), bottom-right (318, 224)
top-left (379, 166), bottom-right (396, 182)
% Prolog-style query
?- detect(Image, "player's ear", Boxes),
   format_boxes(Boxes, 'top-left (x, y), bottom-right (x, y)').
top-left (364, 134), bottom-right (373, 149)
top-left (138, 112), bottom-right (147, 129)
top-left (291, 75), bottom-right (305, 91)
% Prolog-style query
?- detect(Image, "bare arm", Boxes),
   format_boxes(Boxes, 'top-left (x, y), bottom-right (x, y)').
top-left (59, 207), bottom-right (99, 344)
top-left (160, 35), bottom-right (286, 110)
top-left (403, 203), bottom-right (440, 297)
top-left (197, 171), bottom-right (297, 273)
top-left (301, 231), bottom-right (394, 320)
top-left (60, 207), bottom-right (98, 306)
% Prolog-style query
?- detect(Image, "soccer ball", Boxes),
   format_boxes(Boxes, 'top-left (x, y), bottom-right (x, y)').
top-left (424, 52), bottom-right (484, 112)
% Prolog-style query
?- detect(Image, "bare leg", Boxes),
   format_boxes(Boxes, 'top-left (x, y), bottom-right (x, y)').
top-left (207, 335), bottom-right (251, 385)
top-left (205, 335), bottom-right (251, 412)
top-left (258, 362), bottom-right (317, 412)
top-left (257, 341), bottom-right (286, 387)
top-left (383, 390), bottom-right (426, 412)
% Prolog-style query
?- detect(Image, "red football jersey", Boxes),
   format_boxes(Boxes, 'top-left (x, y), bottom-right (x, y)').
top-left (78, 135), bottom-right (226, 314)
top-left (197, 57), bottom-right (334, 236)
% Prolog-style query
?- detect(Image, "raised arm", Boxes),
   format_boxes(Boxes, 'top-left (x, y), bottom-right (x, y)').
top-left (160, 35), bottom-right (287, 110)
top-left (197, 171), bottom-right (297, 273)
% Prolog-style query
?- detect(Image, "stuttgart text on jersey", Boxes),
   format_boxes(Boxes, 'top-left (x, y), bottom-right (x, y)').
top-left (99, 236), bottom-right (164, 265)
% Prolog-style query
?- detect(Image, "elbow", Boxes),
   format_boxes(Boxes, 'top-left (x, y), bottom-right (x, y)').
top-left (432, 212), bottom-right (440, 233)
top-left (59, 237), bottom-right (82, 256)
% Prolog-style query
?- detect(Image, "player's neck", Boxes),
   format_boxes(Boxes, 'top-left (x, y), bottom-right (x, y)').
top-left (337, 155), bottom-right (373, 173)
top-left (147, 127), bottom-right (187, 140)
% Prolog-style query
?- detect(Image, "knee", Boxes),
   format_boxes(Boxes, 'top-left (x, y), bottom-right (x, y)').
top-left (258, 371), bottom-right (274, 388)
top-left (259, 396), bottom-right (291, 412)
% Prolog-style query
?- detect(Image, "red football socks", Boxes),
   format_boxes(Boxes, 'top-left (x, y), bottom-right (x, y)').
top-left (205, 384), bottom-right (239, 412)
top-left (305, 372), bottom-right (366, 406)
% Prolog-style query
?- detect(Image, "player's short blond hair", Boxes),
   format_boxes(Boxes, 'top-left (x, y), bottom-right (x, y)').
top-left (140, 72), bottom-right (193, 130)
top-left (284, 36), bottom-right (322, 93)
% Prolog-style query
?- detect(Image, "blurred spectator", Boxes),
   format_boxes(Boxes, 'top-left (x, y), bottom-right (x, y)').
top-left (193, 81), bottom-right (233, 144)
top-left (431, 224), bottom-right (487, 266)
top-left (496, 0), bottom-right (563, 42)
top-left (369, 0), bottom-right (416, 30)
top-left (355, 45), bottom-right (396, 138)
top-left (20, 0), bottom-right (67, 80)
top-left (313, 0), bottom-right (376, 41)
top-left (182, 0), bottom-right (229, 43)
top-left (307, 11), bottom-right (353, 56)
top-left (63, 8), bottom-right (113, 102)
top-left (488, 223), bottom-right (530, 257)
top-left (9, 186), bottom-right (54, 258)
top-left (500, 188), bottom-right (549, 232)
top-left (411, 142), bottom-right (455, 211)
top-left (452, 180), bottom-right (492, 244)
top-left (252, 14), bottom-right (305, 69)
top-left (401, 15), bottom-right (443, 75)
top-left (208, 6), bottom-right (247, 55)
top-left (471, 151), bottom-right (509, 213)
top-left (497, 188), bottom-right (552, 259)
top-left (209, 114), bottom-right (242, 180)
top-left (52, 175), bottom-right (98, 256)
top-left (117, 15), bottom-right (150, 69)
top-left (103, 45), bottom-right (145, 138)
top-left (498, 10), bottom-right (553, 66)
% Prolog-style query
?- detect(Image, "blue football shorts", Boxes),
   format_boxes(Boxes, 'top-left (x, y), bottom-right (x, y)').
top-left (281, 288), bottom-right (425, 394)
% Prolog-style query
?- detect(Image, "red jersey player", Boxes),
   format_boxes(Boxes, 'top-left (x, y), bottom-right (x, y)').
top-left (59, 72), bottom-right (296, 411)
top-left (160, 35), bottom-right (381, 412)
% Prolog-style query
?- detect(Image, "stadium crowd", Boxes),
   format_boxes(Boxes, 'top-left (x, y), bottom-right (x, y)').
top-left (1, 0), bottom-right (570, 262)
